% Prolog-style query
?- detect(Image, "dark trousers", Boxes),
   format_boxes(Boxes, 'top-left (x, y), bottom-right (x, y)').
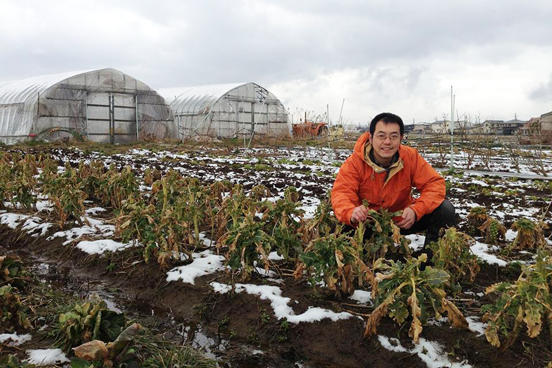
top-left (401, 199), bottom-right (458, 246)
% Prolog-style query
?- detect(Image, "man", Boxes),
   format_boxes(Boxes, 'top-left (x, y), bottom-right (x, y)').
top-left (331, 112), bottom-right (456, 251)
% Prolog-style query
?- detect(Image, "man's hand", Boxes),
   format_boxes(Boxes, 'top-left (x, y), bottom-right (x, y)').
top-left (396, 207), bottom-right (416, 229)
top-left (350, 205), bottom-right (369, 225)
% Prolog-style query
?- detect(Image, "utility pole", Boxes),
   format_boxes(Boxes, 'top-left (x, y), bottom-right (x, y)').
top-left (450, 85), bottom-right (455, 170)
top-left (339, 98), bottom-right (345, 126)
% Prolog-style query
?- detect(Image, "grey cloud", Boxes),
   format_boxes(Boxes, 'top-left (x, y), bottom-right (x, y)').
top-left (1, 0), bottom-right (552, 90)
top-left (530, 74), bottom-right (552, 101)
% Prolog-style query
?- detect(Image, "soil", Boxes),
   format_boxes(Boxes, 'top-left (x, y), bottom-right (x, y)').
top-left (2, 222), bottom-right (551, 368)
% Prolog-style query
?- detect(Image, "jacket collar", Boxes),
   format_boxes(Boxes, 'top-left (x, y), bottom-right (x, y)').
top-left (353, 133), bottom-right (404, 185)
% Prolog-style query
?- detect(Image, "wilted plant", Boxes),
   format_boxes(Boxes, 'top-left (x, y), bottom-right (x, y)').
top-left (303, 190), bottom-right (337, 242)
top-left (482, 249), bottom-right (552, 349)
top-left (56, 296), bottom-right (126, 352)
top-left (298, 228), bottom-right (368, 297)
top-left (77, 159), bottom-right (106, 201)
top-left (260, 186), bottom-right (304, 261)
top-left (115, 197), bottom-right (157, 262)
top-left (42, 164), bottom-right (87, 229)
top-left (510, 218), bottom-right (547, 250)
top-left (71, 323), bottom-right (143, 368)
top-left (220, 212), bottom-right (272, 281)
top-left (466, 206), bottom-right (489, 236)
top-left (0, 255), bottom-right (29, 289)
top-left (359, 207), bottom-right (411, 264)
top-left (249, 184), bottom-right (272, 201)
top-left (6, 155), bottom-right (39, 210)
top-left (429, 227), bottom-right (479, 285)
top-left (143, 167), bottom-right (161, 186)
top-left (479, 217), bottom-right (506, 245)
top-left (0, 284), bottom-right (32, 332)
top-left (99, 164), bottom-right (138, 209)
top-left (364, 254), bottom-right (468, 343)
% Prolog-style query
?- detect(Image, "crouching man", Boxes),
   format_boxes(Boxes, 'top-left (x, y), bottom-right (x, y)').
top-left (331, 112), bottom-right (457, 253)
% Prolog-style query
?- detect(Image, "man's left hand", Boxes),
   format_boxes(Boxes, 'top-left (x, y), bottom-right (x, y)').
top-left (396, 207), bottom-right (416, 229)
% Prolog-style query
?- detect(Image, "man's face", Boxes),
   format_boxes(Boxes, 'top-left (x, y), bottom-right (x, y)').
top-left (369, 121), bottom-right (402, 163)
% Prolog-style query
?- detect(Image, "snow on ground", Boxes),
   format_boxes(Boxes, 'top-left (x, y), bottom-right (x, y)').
top-left (505, 229), bottom-right (517, 242)
top-left (349, 290), bottom-right (372, 305)
top-left (85, 206), bottom-right (107, 216)
top-left (0, 212), bottom-right (29, 229)
top-left (25, 349), bottom-right (69, 365)
top-left (76, 239), bottom-right (137, 255)
top-left (210, 282), bottom-right (353, 324)
top-left (0, 333), bottom-right (32, 346)
top-left (21, 217), bottom-right (52, 237)
top-left (47, 216), bottom-right (114, 245)
top-left (378, 336), bottom-right (472, 368)
top-left (466, 316), bottom-right (486, 336)
top-left (166, 250), bottom-right (226, 284)
top-left (470, 241), bottom-right (508, 266)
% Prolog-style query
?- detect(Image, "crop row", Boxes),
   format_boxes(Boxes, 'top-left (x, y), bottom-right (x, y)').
top-left (1, 152), bottom-right (551, 354)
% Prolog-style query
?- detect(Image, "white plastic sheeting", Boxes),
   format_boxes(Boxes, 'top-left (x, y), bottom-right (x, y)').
top-left (0, 68), bottom-right (174, 144)
top-left (159, 82), bottom-right (289, 139)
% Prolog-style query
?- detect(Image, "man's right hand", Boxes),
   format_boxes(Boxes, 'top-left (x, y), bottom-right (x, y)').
top-left (350, 205), bottom-right (369, 225)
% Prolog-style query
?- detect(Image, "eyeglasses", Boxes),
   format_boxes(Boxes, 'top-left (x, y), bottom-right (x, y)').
top-left (374, 133), bottom-right (401, 141)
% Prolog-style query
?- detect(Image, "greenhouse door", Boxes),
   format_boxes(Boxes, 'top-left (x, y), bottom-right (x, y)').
top-left (86, 92), bottom-right (137, 143)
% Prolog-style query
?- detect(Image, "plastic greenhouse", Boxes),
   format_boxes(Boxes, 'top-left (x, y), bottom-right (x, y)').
top-left (159, 82), bottom-right (289, 139)
top-left (0, 68), bottom-right (174, 144)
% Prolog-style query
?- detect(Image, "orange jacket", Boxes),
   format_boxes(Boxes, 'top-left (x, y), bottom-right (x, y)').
top-left (331, 132), bottom-right (445, 226)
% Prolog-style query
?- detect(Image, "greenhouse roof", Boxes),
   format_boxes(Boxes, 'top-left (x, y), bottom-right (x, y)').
top-left (158, 82), bottom-right (248, 115)
top-left (0, 70), bottom-right (88, 105)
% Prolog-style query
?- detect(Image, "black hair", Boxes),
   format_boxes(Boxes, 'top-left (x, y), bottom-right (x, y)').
top-left (369, 112), bottom-right (404, 136)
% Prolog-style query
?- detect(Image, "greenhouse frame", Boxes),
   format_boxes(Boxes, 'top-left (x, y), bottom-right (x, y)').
top-left (160, 82), bottom-right (289, 139)
top-left (0, 68), bottom-right (174, 144)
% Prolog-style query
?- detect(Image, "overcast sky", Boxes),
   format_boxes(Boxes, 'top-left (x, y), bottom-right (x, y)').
top-left (1, 0), bottom-right (551, 124)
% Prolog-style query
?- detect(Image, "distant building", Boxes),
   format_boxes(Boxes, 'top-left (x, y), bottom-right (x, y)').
top-left (426, 120), bottom-right (472, 134)
top-left (482, 119), bottom-right (525, 135)
top-left (519, 112), bottom-right (552, 144)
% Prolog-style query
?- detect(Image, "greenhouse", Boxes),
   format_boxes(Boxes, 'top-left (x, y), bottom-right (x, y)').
top-left (0, 68), bottom-right (174, 144)
top-left (159, 82), bottom-right (289, 139)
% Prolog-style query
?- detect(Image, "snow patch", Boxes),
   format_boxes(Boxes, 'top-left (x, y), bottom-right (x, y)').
top-left (210, 282), bottom-right (352, 324)
top-left (378, 336), bottom-right (472, 367)
top-left (0, 333), bottom-right (32, 346)
top-left (166, 250), bottom-right (225, 284)
top-left (76, 239), bottom-right (136, 254)
top-left (25, 349), bottom-right (69, 365)
top-left (470, 241), bottom-right (507, 266)
top-left (349, 290), bottom-right (372, 305)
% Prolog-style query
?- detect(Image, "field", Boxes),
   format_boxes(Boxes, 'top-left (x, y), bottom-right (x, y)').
top-left (1, 137), bottom-right (552, 368)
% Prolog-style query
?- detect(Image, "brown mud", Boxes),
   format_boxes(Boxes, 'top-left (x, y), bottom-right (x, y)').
top-left (2, 222), bottom-right (551, 368)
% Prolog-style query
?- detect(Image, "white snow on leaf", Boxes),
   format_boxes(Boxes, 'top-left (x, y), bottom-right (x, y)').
top-left (406, 234), bottom-right (425, 252)
top-left (268, 251), bottom-right (284, 261)
top-left (210, 282), bottom-right (352, 324)
top-left (25, 348), bottom-right (69, 365)
top-left (166, 250), bottom-right (225, 284)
